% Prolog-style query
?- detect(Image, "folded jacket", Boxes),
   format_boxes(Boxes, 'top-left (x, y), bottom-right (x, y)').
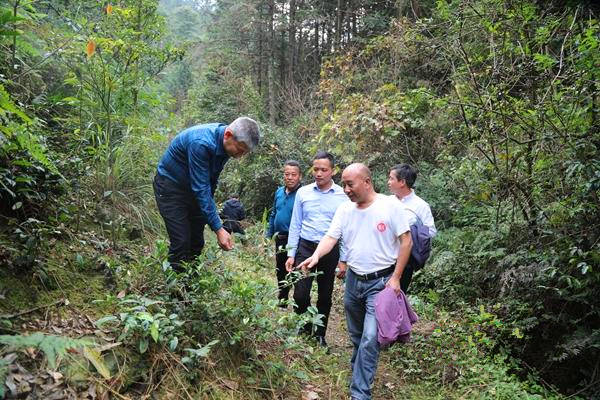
top-left (375, 287), bottom-right (419, 346)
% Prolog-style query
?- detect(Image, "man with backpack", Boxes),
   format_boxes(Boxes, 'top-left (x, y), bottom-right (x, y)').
top-left (387, 163), bottom-right (437, 292)
top-left (220, 195), bottom-right (246, 235)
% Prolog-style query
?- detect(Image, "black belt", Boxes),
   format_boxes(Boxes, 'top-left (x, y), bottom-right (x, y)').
top-left (352, 265), bottom-right (396, 281)
top-left (299, 237), bottom-right (319, 250)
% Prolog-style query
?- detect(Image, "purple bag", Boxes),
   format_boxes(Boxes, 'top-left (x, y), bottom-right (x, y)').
top-left (375, 287), bottom-right (419, 346)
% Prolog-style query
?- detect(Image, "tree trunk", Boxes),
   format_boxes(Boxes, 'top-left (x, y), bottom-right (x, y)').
top-left (288, 0), bottom-right (296, 85)
top-left (280, 24), bottom-right (286, 99)
top-left (351, 0), bottom-right (357, 36)
top-left (11, 0), bottom-right (21, 77)
top-left (335, 0), bottom-right (343, 49)
top-left (314, 18), bottom-right (320, 74)
top-left (257, 3), bottom-right (263, 96)
top-left (268, 0), bottom-right (276, 124)
top-left (298, 21), bottom-right (305, 81)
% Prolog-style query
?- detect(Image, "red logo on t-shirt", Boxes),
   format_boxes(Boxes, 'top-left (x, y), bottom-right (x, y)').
top-left (377, 222), bottom-right (386, 232)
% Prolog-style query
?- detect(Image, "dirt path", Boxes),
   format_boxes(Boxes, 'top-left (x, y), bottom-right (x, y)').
top-left (317, 280), bottom-right (406, 400)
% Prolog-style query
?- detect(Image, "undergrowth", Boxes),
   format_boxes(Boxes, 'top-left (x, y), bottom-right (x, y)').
top-left (0, 196), bottom-right (575, 399)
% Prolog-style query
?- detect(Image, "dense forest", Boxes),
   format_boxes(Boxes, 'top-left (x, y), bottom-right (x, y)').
top-left (1, 0), bottom-right (599, 399)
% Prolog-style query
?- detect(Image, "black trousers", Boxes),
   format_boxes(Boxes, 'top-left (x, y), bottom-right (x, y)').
top-left (153, 174), bottom-right (206, 272)
top-left (275, 234), bottom-right (290, 303)
top-left (293, 238), bottom-right (340, 338)
top-left (400, 258), bottom-right (416, 293)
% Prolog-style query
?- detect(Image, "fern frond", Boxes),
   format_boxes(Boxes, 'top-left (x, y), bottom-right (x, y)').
top-left (0, 333), bottom-right (94, 369)
top-left (0, 357), bottom-right (8, 398)
top-left (0, 83), bottom-right (31, 124)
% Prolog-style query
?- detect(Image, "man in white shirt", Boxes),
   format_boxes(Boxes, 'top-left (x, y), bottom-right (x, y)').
top-left (298, 163), bottom-right (412, 400)
top-left (388, 163), bottom-right (437, 292)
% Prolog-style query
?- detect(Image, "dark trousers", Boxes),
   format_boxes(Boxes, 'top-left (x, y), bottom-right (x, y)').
top-left (275, 234), bottom-right (290, 303)
top-left (153, 174), bottom-right (206, 272)
top-left (293, 238), bottom-right (340, 338)
top-left (400, 258), bottom-right (416, 293)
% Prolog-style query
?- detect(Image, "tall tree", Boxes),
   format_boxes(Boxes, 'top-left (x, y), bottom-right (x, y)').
top-left (288, 0), bottom-right (296, 85)
top-left (267, 0), bottom-right (276, 123)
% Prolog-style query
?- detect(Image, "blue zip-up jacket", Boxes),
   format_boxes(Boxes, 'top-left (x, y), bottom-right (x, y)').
top-left (156, 123), bottom-right (229, 231)
top-left (267, 185), bottom-right (299, 238)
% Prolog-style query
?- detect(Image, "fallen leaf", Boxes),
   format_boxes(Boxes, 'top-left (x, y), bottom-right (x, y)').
top-left (220, 378), bottom-right (238, 390)
top-left (87, 383), bottom-right (98, 399)
top-left (5, 375), bottom-right (17, 396)
top-left (17, 380), bottom-right (31, 393)
top-left (98, 385), bottom-right (110, 400)
top-left (2, 353), bottom-right (18, 363)
top-left (116, 290), bottom-right (126, 298)
top-left (49, 371), bottom-right (63, 381)
top-left (46, 390), bottom-right (68, 400)
top-left (302, 391), bottom-right (320, 400)
top-left (96, 342), bottom-right (122, 352)
top-left (25, 347), bottom-right (37, 358)
top-left (40, 381), bottom-right (62, 393)
top-left (86, 40), bottom-right (96, 58)
top-left (82, 347), bottom-right (111, 379)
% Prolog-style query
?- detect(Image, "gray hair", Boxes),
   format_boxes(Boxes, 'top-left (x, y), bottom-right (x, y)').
top-left (228, 117), bottom-right (260, 151)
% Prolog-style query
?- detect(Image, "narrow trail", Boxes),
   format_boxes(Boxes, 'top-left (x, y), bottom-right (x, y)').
top-left (312, 279), bottom-right (407, 400)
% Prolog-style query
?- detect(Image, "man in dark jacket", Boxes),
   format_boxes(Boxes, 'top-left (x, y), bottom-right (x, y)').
top-left (220, 195), bottom-right (246, 235)
top-left (153, 117), bottom-right (260, 272)
top-left (266, 160), bottom-right (302, 306)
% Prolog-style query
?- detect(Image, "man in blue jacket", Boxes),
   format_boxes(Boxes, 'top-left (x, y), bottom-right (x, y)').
top-left (153, 117), bottom-right (260, 272)
top-left (267, 160), bottom-right (302, 306)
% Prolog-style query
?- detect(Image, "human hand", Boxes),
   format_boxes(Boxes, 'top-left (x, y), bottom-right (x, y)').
top-left (336, 262), bottom-right (347, 279)
top-left (297, 255), bottom-right (319, 274)
top-left (285, 257), bottom-right (296, 272)
top-left (216, 228), bottom-right (234, 251)
top-left (385, 275), bottom-right (402, 295)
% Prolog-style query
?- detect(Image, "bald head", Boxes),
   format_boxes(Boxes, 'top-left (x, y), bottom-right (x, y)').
top-left (342, 163), bottom-right (375, 206)
top-left (343, 163), bottom-right (371, 181)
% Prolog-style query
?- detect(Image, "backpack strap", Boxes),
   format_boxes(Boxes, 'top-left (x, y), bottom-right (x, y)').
top-left (404, 207), bottom-right (424, 227)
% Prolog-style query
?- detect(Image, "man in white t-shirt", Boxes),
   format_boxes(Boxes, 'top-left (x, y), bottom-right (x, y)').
top-left (388, 163), bottom-right (437, 292)
top-left (298, 163), bottom-right (412, 400)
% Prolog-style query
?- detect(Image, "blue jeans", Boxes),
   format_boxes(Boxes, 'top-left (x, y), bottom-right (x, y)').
top-left (344, 269), bottom-right (388, 400)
